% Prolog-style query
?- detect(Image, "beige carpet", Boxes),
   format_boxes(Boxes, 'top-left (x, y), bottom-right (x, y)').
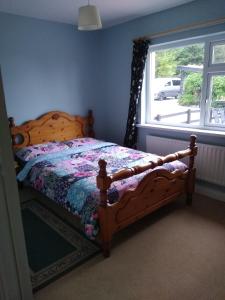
top-left (33, 194), bottom-right (225, 300)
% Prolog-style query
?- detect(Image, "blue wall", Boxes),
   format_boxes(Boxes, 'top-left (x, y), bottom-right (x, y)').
top-left (0, 12), bottom-right (101, 126)
top-left (98, 0), bottom-right (225, 147)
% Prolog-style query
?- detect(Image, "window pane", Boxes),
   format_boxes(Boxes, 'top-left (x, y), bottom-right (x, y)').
top-left (148, 43), bottom-right (204, 126)
top-left (172, 80), bottom-right (181, 86)
top-left (207, 75), bottom-right (225, 125)
top-left (212, 43), bottom-right (225, 64)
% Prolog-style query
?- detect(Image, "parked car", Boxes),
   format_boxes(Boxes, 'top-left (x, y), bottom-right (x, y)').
top-left (154, 77), bottom-right (181, 100)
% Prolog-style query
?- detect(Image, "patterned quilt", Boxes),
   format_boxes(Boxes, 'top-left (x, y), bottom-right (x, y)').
top-left (17, 138), bottom-right (187, 239)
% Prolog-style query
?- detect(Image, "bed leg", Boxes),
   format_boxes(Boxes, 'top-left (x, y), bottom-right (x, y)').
top-left (18, 181), bottom-right (24, 189)
top-left (186, 168), bottom-right (196, 206)
top-left (102, 241), bottom-right (111, 258)
top-left (186, 135), bottom-right (197, 207)
top-left (97, 159), bottom-right (112, 258)
top-left (186, 193), bottom-right (192, 206)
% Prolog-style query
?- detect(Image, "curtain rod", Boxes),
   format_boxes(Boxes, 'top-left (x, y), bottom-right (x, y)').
top-left (133, 16), bottom-right (225, 42)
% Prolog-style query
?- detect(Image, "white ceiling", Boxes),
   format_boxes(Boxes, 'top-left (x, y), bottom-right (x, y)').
top-left (0, 0), bottom-right (195, 28)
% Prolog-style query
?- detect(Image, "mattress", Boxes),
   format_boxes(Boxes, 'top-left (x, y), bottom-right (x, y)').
top-left (17, 138), bottom-right (187, 239)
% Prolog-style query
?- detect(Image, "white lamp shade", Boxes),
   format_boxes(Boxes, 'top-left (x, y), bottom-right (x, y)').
top-left (78, 5), bottom-right (102, 30)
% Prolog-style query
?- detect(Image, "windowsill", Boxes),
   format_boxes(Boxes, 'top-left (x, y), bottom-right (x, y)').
top-left (136, 123), bottom-right (225, 138)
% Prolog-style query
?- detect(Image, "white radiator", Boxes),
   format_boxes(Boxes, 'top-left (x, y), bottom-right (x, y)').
top-left (146, 135), bottom-right (225, 186)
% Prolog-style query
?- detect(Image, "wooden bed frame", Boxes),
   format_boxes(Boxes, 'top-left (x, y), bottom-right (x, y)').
top-left (9, 110), bottom-right (198, 257)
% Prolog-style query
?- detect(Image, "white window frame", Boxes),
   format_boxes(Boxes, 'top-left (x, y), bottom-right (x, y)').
top-left (142, 31), bottom-right (225, 132)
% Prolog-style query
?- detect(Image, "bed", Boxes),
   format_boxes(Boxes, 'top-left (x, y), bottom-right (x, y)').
top-left (9, 110), bottom-right (198, 257)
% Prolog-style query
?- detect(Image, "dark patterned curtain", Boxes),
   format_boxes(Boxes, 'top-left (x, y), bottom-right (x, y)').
top-left (123, 39), bottom-right (150, 149)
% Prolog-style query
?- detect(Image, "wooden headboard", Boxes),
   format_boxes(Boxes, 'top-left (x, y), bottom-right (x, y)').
top-left (8, 110), bottom-right (94, 150)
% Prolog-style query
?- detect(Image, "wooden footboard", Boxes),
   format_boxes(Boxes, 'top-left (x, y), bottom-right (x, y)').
top-left (97, 135), bottom-right (197, 257)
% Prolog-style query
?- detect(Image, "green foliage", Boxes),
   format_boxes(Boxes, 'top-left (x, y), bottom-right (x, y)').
top-left (178, 94), bottom-right (199, 106)
top-left (178, 73), bottom-right (202, 106)
top-left (155, 44), bottom-right (204, 77)
top-left (183, 73), bottom-right (202, 96)
top-left (212, 77), bottom-right (225, 100)
top-left (178, 74), bottom-right (225, 106)
top-left (174, 45), bottom-right (204, 66)
top-left (155, 50), bottom-right (177, 77)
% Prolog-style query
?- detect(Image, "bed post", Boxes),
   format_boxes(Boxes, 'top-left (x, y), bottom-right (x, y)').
top-left (186, 135), bottom-right (198, 206)
top-left (8, 117), bottom-right (16, 145)
top-left (8, 117), bottom-right (15, 128)
top-left (87, 110), bottom-right (95, 138)
top-left (97, 159), bottom-right (112, 257)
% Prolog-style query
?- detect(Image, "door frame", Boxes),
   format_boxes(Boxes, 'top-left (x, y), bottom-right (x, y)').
top-left (0, 69), bottom-right (33, 300)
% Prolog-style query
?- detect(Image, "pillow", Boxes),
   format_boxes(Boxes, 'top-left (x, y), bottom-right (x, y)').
top-left (63, 137), bottom-right (99, 148)
top-left (15, 141), bottom-right (69, 162)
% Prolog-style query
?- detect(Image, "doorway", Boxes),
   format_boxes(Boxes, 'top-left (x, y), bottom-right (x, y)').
top-left (0, 69), bottom-right (33, 300)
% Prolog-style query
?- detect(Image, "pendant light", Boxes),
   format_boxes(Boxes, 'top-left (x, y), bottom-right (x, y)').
top-left (78, 1), bottom-right (102, 31)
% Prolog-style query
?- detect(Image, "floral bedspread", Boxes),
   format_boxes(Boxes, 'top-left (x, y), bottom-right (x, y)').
top-left (17, 138), bottom-right (187, 239)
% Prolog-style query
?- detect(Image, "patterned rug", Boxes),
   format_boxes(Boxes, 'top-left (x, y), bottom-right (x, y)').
top-left (21, 200), bottom-right (100, 291)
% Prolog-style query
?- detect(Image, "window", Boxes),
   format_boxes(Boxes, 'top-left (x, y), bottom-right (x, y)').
top-left (142, 33), bottom-right (225, 130)
top-left (172, 80), bottom-right (181, 86)
top-left (212, 43), bottom-right (225, 64)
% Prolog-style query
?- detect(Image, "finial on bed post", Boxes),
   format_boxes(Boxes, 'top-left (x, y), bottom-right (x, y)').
top-left (8, 117), bottom-right (15, 128)
top-left (97, 159), bottom-right (111, 208)
top-left (8, 117), bottom-right (17, 145)
top-left (87, 110), bottom-right (95, 138)
top-left (187, 135), bottom-right (198, 206)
